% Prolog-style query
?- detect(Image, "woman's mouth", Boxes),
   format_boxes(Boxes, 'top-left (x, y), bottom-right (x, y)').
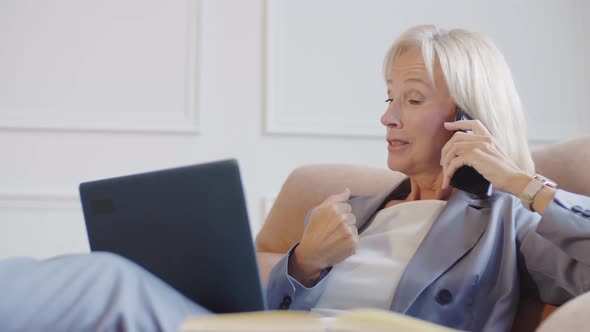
top-left (387, 139), bottom-right (410, 152)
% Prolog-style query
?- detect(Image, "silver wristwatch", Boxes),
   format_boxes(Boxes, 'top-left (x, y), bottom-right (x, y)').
top-left (519, 174), bottom-right (557, 212)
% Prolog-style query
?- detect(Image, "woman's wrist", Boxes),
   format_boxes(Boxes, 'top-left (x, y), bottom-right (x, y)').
top-left (531, 185), bottom-right (557, 215)
top-left (510, 172), bottom-right (557, 215)
top-left (507, 172), bottom-right (533, 197)
top-left (287, 246), bottom-right (323, 287)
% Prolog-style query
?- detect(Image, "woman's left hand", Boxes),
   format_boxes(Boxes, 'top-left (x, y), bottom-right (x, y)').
top-left (440, 120), bottom-right (531, 196)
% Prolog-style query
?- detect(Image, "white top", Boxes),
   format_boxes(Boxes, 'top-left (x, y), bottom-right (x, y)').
top-left (312, 200), bottom-right (447, 316)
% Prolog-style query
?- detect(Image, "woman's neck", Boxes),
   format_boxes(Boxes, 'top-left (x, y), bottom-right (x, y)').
top-left (407, 171), bottom-right (455, 201)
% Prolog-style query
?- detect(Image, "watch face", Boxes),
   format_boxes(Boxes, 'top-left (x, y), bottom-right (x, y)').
top-left (534, 175), bottom-right (557, 188)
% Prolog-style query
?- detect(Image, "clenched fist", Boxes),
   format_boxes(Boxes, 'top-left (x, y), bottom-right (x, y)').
top-left (288, 188), bottom-right (359, 287)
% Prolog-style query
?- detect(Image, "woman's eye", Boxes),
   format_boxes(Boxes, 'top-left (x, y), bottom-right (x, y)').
top-left (385, 98), bottom-right (393, 104)
top-left (408, 99), bottom-right (423, 105)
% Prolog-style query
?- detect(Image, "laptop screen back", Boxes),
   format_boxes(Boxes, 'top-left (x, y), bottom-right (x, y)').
top-left (79, 159), bottom-right (266, 313)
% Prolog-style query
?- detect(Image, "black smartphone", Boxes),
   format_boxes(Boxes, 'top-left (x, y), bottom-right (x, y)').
top-left (449, 107), bottom-right (493, 198)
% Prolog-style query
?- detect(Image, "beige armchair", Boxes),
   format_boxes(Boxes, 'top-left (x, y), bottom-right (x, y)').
top-left (255, 136), bottom-right (590, 331)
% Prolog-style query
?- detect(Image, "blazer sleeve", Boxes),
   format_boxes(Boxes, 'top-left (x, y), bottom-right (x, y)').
top-left (264, 243), bottom-right (332, 310)
top-left (264, 209), bottom-right (332, 310)
top-left (516, 189), bottom-right (590, 304)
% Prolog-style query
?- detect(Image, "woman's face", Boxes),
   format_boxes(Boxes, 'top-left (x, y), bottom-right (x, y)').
top-left (381, 48), bottom-right (456, 177)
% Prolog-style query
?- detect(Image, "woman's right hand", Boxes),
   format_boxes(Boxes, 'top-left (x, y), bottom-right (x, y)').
top-left (288, 188), bottom-right (359, 287)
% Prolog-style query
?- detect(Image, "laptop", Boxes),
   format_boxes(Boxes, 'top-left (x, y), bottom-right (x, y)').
top-left (79, 159), bottom-right (267, 313)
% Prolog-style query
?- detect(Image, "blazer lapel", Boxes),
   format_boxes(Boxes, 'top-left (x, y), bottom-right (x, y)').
top-left (390, 190), bottom-right (490, 313)
top-left (349, 177), bottom-right (411, 233)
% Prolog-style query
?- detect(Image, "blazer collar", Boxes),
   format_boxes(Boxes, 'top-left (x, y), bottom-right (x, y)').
top-left (349, 177), bottom-right (412, 232)
top-left (348, 178), bottom-right (491, 313)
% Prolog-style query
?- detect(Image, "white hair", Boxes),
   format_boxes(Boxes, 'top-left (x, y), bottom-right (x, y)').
top-left (384, 25), bottom-right (535, 174)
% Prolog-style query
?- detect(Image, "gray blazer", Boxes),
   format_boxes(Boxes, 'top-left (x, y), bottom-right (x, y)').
top-left (265, 178), bottom-right (590, 331)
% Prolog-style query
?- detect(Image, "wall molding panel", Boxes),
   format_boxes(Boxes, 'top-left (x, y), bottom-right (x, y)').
top-left (262, 0), bottom-right (384, 138)
top-left (262, 0), bottom-right (588, 143)
top-left (0, 0), bottom-right (201, 135)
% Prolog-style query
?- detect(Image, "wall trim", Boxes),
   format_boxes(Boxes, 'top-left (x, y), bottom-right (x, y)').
top-left (0, 0), bottom-right (201, 136)
top-left (0, 192), bottom-right (80, 210)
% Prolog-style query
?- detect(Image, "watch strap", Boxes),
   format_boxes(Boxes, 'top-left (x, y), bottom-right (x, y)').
top-left (520, 176), bottom-right (551, 211)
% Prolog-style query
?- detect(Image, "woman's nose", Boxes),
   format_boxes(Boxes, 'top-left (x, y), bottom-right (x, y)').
top-left (381, 102), bottom-right (402, 128)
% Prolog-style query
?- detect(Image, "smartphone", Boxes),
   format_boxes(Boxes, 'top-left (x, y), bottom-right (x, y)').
top-left (449, 107), bottom-right (493, 198)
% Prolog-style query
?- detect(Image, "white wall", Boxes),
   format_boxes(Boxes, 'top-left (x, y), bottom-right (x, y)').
top-left (0, 0), bottom-right (588, 259)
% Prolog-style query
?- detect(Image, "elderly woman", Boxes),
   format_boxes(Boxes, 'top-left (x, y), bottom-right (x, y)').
top-left (265, 25), bottom-right (590, 331)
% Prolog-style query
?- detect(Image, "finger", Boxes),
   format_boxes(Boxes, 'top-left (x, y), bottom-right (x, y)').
top-left (322, 188), bottom-right (351, 206)
top-left (441, 141), bottom-right (485, 169)
top-left (441, 132), bottom-right (491, 167)
top-left (342, 213), bottom-right (357, 226)
top-left (441, 131), bottom-right (478, 161)
top-left (443, 120), bottom-right (476, 132)
top-left (471, 120), bottom-right (492, 136)
top-left (442, 151), bottom-right (480, 189)
top-left (333, 202), bottom-right (352, 214)
top-left (346, 223), bottom-right (359, 239)
top-left (450, 131), bottom-right (486, 143)
top-left (349, 230), bottom-right (359, 253)
top-left (442, 152), bottom-right (467, 189)
top-left (444, 119), bottom-right (491, 137)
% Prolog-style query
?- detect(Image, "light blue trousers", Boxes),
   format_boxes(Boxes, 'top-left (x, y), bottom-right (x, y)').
top-left (0, 252), bottom-right (210, 332)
